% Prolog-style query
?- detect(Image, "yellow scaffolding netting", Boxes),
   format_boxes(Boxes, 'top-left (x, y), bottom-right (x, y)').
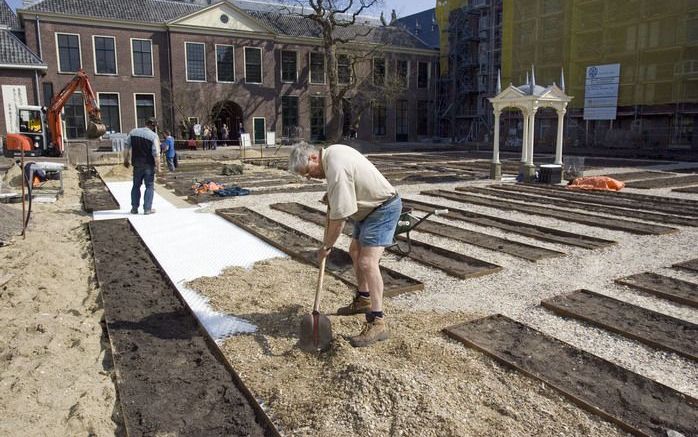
top-left (500, 0), bottom-right (698, 108)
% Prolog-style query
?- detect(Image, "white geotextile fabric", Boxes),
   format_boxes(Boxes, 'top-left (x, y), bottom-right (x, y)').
top-left (93, 181), bottom-right (286, 341)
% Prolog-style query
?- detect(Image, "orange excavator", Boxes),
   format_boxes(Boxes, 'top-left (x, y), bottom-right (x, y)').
top-left (4, 69), bottom-right (106, 157)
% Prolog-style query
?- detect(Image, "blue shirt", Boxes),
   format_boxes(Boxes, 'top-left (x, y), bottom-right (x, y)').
top-left (165, 135), bottom-right (175, 158)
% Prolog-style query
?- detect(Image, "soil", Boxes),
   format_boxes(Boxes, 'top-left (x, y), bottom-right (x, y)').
top-left (90, 219), bottom-right (271, 436)
top-left (542, 289), bottom-right (697, 361)
top-left (445, 315), bottom-right (698, 437)
top-left (187, 258), bottom-right (625, 437)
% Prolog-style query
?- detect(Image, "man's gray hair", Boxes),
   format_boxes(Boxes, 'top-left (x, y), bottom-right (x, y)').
top-left (288, 141), bottom-right (319, 174)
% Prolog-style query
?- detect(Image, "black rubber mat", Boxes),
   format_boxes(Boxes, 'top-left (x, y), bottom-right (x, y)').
top-left (673, 258), bottom-right (698, 274)
top-left (444, 314), bottom-right (698, 436)
top-left (402, 198), bottom-right (615, 249)
top-left (615, 272), bottom-right (698, 309)
top-left (457, 186), bottom-right (697, 227)
top-left (89, 219), bottom-right (278, 437)
top-left (425, 189), bottom-right (677, 235)
top-left (270, 202), bottom-right (504, 278)
top-left (217, 207), bottom-right (424, 297)
top-left (542, 289), bottom-right (697, 361)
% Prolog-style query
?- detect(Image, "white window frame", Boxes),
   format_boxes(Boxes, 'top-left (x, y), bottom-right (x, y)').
top-left (280, 49), bottom-right (298, 83)
top-left (252, 117), bottom-right (266, 144)
top-left (92, 35), bottom-right (118, 76)
top-left (243, 46), bottom-right (263, 85)
top-left (215, 44), bottom-right (235, 83)
top-left (372, 57), bottom-right (386, 86)
top-left (133, 93), bottom-right (157, 128)
top-left (97, 91), bottom-right (123, 134)
top-left (130, 38), bottom-right (154, 77)
top-left (185, 41), bottom-right (207, 82)
top-left (309, 52), bottom-right (326, 85)
top-left (55, 32), bottom-right (82, 74)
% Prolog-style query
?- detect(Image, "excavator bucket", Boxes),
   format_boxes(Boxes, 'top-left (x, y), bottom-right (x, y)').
top-left (86, 119), bottom-right (107, 139)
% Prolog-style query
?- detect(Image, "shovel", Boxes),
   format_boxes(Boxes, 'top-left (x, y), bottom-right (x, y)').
top-left (299, 206), bottom-right (333, 352)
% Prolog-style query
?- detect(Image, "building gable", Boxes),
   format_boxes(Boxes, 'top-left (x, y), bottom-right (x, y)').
top-left (169, 2), bottom-right (272, 34)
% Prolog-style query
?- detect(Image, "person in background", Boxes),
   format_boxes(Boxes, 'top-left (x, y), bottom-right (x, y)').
top-left (163, 129), bottom-right (176, 172)
top-left (123, 117), bottom-right (161, 215)
top-left (288, 142), bottom-right (401, 348)
top-left (221, 123), bottom-right (229, 146)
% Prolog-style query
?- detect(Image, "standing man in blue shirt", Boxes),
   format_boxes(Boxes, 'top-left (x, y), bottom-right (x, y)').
top-left (163, 129), bottom-right (176, 172)
top-left (123, 117), bottom-right (161, 215)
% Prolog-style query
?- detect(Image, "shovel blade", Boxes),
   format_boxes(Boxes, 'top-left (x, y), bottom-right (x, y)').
top-left (299, 312), bottom-right (332, 352)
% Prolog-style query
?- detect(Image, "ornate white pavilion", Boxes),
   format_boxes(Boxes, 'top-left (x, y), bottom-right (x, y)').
top-left (488, 67), bottom-right (573, 181)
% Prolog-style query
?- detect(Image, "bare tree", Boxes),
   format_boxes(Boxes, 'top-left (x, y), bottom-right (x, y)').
top-left (279, 0), bottom-right (408, 142)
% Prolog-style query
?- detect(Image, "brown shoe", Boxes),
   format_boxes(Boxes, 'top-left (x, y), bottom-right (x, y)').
top-left (349, 317), bottom-right (389, 347)
top-left (336, 295), bottom-right (371, 315)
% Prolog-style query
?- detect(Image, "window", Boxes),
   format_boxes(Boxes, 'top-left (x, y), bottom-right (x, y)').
top-left (186, 42), bottom-right (206, 81)
top-left (373, 58), bottom-right (385, 86)
top-left (310, 52), bottom-right (325, 84)
top-left (245, 47), bottom-right (262, 83)
top-left (372, 101), bottom-right (386, 136)
top-left (93, 36), bottom-right (116, 75)
top-left (98, 93), bottom-right (121, 134)
top-left (134, 94), bottom-right (155, 127)
top-left (310, 96), bottom-right (325, 141)
top-left (418, 62), bottom-right (429, 88)
top-left (56, 33), bottom-right (81, 73)
top-left (281, 50), bottom-right (297, 82)
top-left (64, 93), bottom-right (86, 138)
top-left (216, 45), bottom-right (235, 82)
top-left (131, 39), bottom-right (152, 76)
top-left (396, 60), bottom-right (408, 87)
top-left (396, 99), bottom-right (408, 141)
top-left (281, 96), bottom-right (299, 134)
top-left (342, 98), bottom-right (352, 137)
top-left (338, 54), bottom-right (351, 85)
top-left (417, 100), bottom-right (428, 136)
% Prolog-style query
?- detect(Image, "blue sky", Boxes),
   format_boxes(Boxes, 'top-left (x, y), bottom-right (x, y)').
top-left (7, 0), bottom-right (435, 18)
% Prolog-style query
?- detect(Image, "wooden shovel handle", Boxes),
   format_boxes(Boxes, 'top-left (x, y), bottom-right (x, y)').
top-left (312, 202), bottom-right (330, 313)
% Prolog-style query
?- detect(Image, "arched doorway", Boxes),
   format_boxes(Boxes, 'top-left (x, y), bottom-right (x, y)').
top-left (212, 100), bottom-right (243, 146)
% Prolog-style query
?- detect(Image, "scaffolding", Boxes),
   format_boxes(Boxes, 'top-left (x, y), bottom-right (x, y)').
top-left (434, 0), bottom-right (503, 144)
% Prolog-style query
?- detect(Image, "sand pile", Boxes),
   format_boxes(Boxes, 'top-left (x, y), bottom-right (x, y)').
top-left (187, 258), bottom-right (623, 437)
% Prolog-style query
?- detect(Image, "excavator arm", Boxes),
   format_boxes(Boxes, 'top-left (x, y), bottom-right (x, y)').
top-left (46, 69), bottom-right (106, 155)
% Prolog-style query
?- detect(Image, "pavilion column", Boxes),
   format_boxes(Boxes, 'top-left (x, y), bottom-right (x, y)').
top-left (520, 111), bottom-right (529, 163)
top-left (523, 107), bottom-right (538, 182)
top-left (555, 108), bottom-right (566, 165)
top-left (490, 109), bottom-right (502, 180)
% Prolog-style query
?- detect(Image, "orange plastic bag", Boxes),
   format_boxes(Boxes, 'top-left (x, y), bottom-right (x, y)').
top-left (566, 176), bottom-right (625, 191)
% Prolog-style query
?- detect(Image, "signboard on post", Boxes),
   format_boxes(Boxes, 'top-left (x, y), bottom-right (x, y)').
top-left (583, 63), bottom-right (620, 120)
top-left (2, 85), bottom-right (28, 133)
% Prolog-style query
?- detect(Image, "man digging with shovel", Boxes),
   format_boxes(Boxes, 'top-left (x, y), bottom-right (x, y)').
top-left (289, 142), bottom-right (402, 347)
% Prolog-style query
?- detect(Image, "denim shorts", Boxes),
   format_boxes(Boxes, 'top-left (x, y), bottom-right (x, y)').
top-left (352, 195), bottom-right (402, 247)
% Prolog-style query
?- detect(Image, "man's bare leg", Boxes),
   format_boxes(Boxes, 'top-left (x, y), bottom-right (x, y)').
top-left (357, 246), bottom-right (385, 312)
top-left (349, 238), bottom-right (368, 291)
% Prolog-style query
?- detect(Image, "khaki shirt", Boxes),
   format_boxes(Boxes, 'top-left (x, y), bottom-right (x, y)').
top-left (322, 144), bottom-right (396, 221)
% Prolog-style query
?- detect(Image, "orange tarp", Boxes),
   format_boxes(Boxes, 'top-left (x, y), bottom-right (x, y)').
top-left (566, 176), bottom-right (625, 191)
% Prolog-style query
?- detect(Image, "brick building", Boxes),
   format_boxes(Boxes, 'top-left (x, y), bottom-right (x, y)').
top-left (10, 0), bottom-right (438, 144)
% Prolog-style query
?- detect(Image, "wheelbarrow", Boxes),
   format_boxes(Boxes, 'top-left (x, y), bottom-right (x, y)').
top-left (389, 207), bottom-right (449, 255)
